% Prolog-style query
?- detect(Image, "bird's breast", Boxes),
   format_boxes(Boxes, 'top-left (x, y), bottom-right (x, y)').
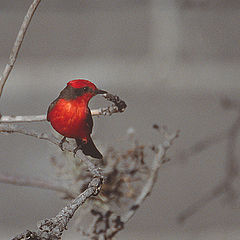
top-left (48, 98), bottom-right (89, 138)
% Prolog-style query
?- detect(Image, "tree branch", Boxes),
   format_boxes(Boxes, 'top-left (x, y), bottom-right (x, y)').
top-left (1, 123), bottom-right (105, 239)
top-left (36, 177), bottom-right (103, 240)
top-left (0, 0), bottom-right (42, 99)
top-left (0, 123), bottom-right (102, 177)
top-left (0, 107), bottom-right (119, 123)
top-left (4, 124), bottom-right (178, 239)
top-left (0, 114), bottom-right (46, 123)
top-left (177, 106), bottom-right (240, 223)
top-left (12, 177), bottom-right (103, 240)
top-left (0, 92), bottom-right (127, 123)
top-left (0, 0), bottom-right (129, 238)
top-left (102, 128), bottom-right (179, 239)
top-left (0, 173), bottom-right (77, 199)
top-left (123, 131), bottom-right (179, 223)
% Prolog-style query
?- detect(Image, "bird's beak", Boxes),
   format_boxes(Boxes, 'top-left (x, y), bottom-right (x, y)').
top-left (95, 89), bottom-right (107, 95)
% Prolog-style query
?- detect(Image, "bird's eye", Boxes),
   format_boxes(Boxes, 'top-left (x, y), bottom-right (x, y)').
top-left (83, 87), bottom-right (88, 92)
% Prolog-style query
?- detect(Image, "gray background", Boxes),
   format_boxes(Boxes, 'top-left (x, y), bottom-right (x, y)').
top-left (1, 0), bottom-right (240, 239)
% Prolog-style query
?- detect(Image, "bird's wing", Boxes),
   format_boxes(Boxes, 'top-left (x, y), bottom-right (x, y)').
top-left (47, 98), bottom-right (58, 121)
top-left (85, 107), bottom-right (93, 134)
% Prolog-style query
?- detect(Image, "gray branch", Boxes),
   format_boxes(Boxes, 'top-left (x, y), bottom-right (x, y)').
top-left (0, 93), bottom-right (127, 123)
top-left (0, 0), bottom-right (42, 98)
top-left (101, 129), bottom-right (179, 239)
top-left (36, 177), bottom-right (103, 240)
top-left (12, 177), bottom-right (103, 240)
top-left (0, 123), bottom-right (102, 177)
top-left (1, 123), bottom-right (105, 240)
top-left (123, 130), bottom-right (179, 223)
top-left (2, 123), bottom-right (178, 239)
top-left (0, 173), bottom-right (77, 199)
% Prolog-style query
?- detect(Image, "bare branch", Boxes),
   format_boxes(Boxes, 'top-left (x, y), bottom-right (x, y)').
top-left (0, 0), bottom-right (42, 99)
top-left (102, 92), bottom-right (127, 113)
top-left (124, 131), bottom-right (179, 223)
top-left (5, 124), bottom-right (178, 239)
top-left (0, 92), bottom-right (127, 123)
top-left (0, 114), bottom-right (46, 123)
top-left (0, 123), bottom-right (103, 177)
top-left (103, 129), bottom-right (179, 239)
top-left (0, 107), bottom-right (118, 123)
top-left (12, 230), bottom-right (39, 240)
top-left (0, 123), bottom-right (55, 141)
top-left (177, 110), bottom-right (240, 223)
top-left (2, 124), bottom-right (105, 239)
top-left (12, 177), bottom-right (103, 240)
top-left (177, 180), bottom-right (228, 224)
top-left (0, 173), bottom-right (77, 199)
top-left (178, 129), bottom-right (228, 162)
top-left (36, 177), bottom-right (103, 239)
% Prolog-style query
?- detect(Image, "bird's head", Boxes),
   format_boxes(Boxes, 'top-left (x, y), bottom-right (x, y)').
top-left (65, 79), bottom-right (107, 102)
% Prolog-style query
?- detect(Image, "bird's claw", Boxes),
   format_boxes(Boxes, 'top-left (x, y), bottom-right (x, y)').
top-left (59, 137), bottom-right (66, 151)
top-left (73, 138), bottom-right (88, 157)
top-left (73, 146), bottom-right (82, 157)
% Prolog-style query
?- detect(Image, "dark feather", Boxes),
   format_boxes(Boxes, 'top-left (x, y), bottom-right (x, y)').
top-left (85, 107), bottom-right (93, 134)
top-left (75, 137), bottom-right (103, 159)
top-left (58, 85), bottom-right (92, 100)
top-left (47, 85), bottom-right (93, 122)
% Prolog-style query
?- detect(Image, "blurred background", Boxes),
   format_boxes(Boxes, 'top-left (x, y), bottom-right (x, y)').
top-left (1, 0), bottom-right (240, 239)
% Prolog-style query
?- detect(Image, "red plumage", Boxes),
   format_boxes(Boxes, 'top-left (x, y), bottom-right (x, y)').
top-left (47, 79), bottom-right (106, 159)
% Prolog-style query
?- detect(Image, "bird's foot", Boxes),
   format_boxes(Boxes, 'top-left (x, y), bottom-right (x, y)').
top-left (73, 139), bottom-right (87, 157)
top-left (59, 136), bottom-right (67, 151)
top-left (73, 145), bottom-right (83, 157)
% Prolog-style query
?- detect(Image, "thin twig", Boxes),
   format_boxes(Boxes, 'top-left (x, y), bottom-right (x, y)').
top-left (0, 173), bottom-right (77, 199)
top-left (0, 114), bottom-right (46, 123)
top-left (0, 0), bottom-right (42, 99)
top-left (177, 113), bottom-right (240, 223)
top-left (0, 93), bottom-right (127, 123)
top-left (124, 132), bottom-right (179, 223)
top-left (2, 123), bottom-right (105, 239)
top-left (0, 123), bottom-right (102, 177)
top-left (0, 107), bottom-right (119, 123)
top-left (177, 180), bottom-right (228, 224)
top-left (178, 129), bottom-right (228, 162)
top-left (103, 129), bottom-right (179, 239)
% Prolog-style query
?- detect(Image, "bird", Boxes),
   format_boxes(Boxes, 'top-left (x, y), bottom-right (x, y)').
top-left (47, 79), bottom-right (107, 159)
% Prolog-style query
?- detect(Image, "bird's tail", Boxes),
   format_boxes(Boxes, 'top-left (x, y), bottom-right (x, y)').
top-left (76, 137), bottom-right (103, 159)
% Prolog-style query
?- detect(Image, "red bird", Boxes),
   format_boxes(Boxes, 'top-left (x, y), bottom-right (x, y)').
top-left (47, 79), bottom-right (107, 159)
